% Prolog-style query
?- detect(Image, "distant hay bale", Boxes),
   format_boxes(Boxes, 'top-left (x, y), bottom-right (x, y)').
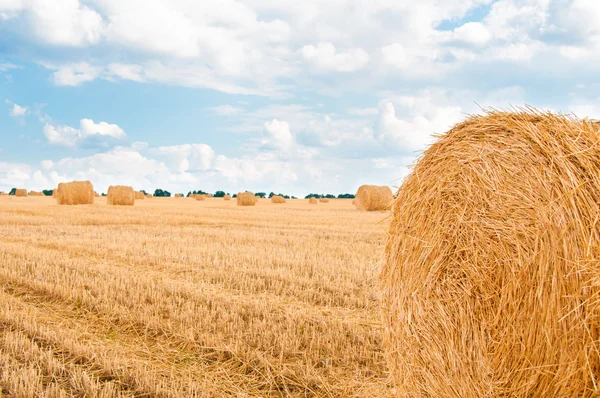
top-left (195, 194), bottom-right (205, 201)
top-left (224, 195), bottom-right (231, 201)
top-left (354, 185), bottom-right (392, 211)
top-left (107, 185), bottom-right (135, 206)
top-left (28, 191), bottom-right (43, 196)
top-left (174, 194), bottom-right (182, 198)
top-left (381, 109), bottom-right (600, 397)
top-left (237, 192), bottom-right (256, 206)
top-left (146, 194), bottom-right (152, 198)
top-left (56, 181), bottom-right (94, 205)
top-left (319, 198), bottom-right (329, 203)
top-left (135, 191), bottom-right (145, 200)
top-left (271, 195), bottom-right (286, 204)
top-left (206, 193), bottom-right (213, 197)
top-left (15, 189), bottom-right (27, 197)
top-left (308, 197), bottom-right (318, 204)
top-left (94, 192), bottom-right (100, 197)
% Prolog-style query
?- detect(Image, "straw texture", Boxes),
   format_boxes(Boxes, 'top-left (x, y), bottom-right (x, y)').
top-left (28, 191), bottom-right (43, 196)
top-left (237, 192), bottom-right (256, 206)
top-left (135, 191), bottom-right (145, 200)
top-left (107, 185), bottom-right (135, 206)
top-left (355, 185), bottom-right (392, 211)
top-left (15, 189), bottom-right (26, 197)
top-left (56, 181), bottom-right (94, 205)
top-left (308, 198), bottom-right (318, 204)
top-left (381, 109), bottom-right (600, 397)
top-left (271, 195), bottom-right (286, 204)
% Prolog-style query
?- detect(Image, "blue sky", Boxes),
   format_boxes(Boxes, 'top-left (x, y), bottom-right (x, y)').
top-left (1, 0), bottom-right (600, 196)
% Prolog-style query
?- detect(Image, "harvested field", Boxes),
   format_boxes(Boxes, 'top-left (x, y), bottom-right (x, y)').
top-left (0, 196), bottom-right (389, 397)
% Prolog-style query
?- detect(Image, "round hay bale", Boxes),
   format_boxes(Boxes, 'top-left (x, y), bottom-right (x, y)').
top-left (195, 194), bottom-right (206, 201)
top-left (237, 192), bottom-right (256, 206)
top-left (28, 191), bottom-right (43, 196)
top-left (271, 195), bottom-right (286, 204)
top-left (354, 185), bottom-right (392, 211)
top-left (146, 194), bottom-right (152, 198)
top-left (206, 193), bottom-right (213, 197)
top-left (224, 195), bottom-right (231, 201)
top-left (15, 189), bottom-right (27, 197)
top-left (381, 109), bottom-right (600, 397)
top-left (135, 191), bottom-right (145, 200)
top-left (107, 185), bottom-right (135, 206)
top-left (174, 194), bottom-right (182, 198)
top-left (56, 181), bottom-right (94, 205)
top-left (94, 192), bottom-right (100, 197)
top-left (308, 197), bottom-right (318, 204)
top-left (319, 198), bottom-right (329, 203)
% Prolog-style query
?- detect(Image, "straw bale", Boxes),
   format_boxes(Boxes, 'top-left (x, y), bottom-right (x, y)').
top-left (146, 194), bottom-right (152, 198)
top-left (174, 194), bottom-right (182, 198)
top-left (15, 189), bottom-right (27, 197)
top-left (135, 191), bottom-right (145, 200)
top-left (28, 191), bottom-right (43, 196)
top-left (56, 181), bottom-right (94, 205)
top-left (308, 197), bottom-right (318, 204)
top-left (271, 195), bottom-right (286, 204)
top-left (354, 185), bottom-right (392, 211)
top-left (224, 195), bottom-right (231, 201)
top-left (319, 198), bottom-right (329, 203)
top-left (107, 185), bottom-right (135, 206)
top-left (381, 109), bottom-right (600, 397)
top-left (237, 192), bottom-right (256, 206)
top-left (94, 192), bottom-right (100, 197)
top-left (195, 194), bottom-right (206, 201)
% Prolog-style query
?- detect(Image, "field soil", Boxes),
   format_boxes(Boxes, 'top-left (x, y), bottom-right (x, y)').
top-left (0, 196), bottom-right (391, 397)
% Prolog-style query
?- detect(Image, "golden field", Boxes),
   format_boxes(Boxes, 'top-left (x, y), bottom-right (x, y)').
top-left (0, 195), bottom-right (391, 397)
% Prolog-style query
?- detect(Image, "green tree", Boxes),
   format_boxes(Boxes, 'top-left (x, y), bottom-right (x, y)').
top-left (8, 188), bottom-right (16, 195)
top-left (255, 192), bottom-right (266, 198)
top-left (214, 191), bottom-right (226, 197)
top-left (42, 189), bottom-right (53, 196)
top-left (154, 189), bottom-right (171, 197)
top-left (337, 193), bottom-right (355, 199)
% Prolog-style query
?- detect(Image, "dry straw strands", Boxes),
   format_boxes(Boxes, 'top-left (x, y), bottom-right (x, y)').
top-left (135, 191), bottom-right (145, 200)
top-left (237, 192), bottom-right (256, 206)
top-left (55, 181), bottom-right (94, 205)
top-left (223, 195), bottom-right (231, 200)
top-left (319, 198), bottom-right (329, 203)
top-left (271, 195), bottom-right (286, 204)
top-left (107, 185), bottom-right (135, 206)
top-left (15, 189), bottom-right (27, 197)
top-left (354, 185), bottom-right (392, 211)
top-left (308, 197), bottom-right (318, 204)
top-left (28, 191), bottom-right (43, 196)
top-left (381, 108), bottom-right (600, 397)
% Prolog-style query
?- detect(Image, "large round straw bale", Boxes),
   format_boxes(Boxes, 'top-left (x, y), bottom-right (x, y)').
top-left (381, 109), bottom-right (600, 397)
top-left (55, 181), bottom-right (94, 205)
top-left (354, 185), bottom-right (392, 211)
top-left (224, 195), bottom-right (231, 201)
top-left (271, 195), bottom-right (286, 204)
top-left (28, 191), bottom-right (43, 196)
top-left (319, 198), bottom-right (329, 203)
top-left (107, 185), bottom-right (135, 206)
top-left (15, 189), bottom-right (27, 197)
top-left (237, 192), bottom-right (256, 206)
top-left (135, 191), bottom-right (145, 200)
top-left (195, 194), bottom-right (206, 201)
top-left (308, 197), bottom-right (318, 204)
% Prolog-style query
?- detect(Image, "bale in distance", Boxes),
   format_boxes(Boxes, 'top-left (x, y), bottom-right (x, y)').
top-left (224, 195), bottom-right (231, 201)
top-left (271, 195), bottom-right (286, 204)
top-left (195, 194), bottom-right (206, 201)
top-left (308, 197), bottom-right (318, 204)
top-left (56, 181), bottom-right (94, 205)
top-left (94, 192), bottom-right (100, 197)
top-left (319, 198), bottom-right (329, 203)
top-left (28, 191), bottom-right (43, 196)
top-left (237, 192), bottom-right (256, 206)
top-left (381, 109), bottom-right (600, 397)
top-left (107, 185), bottom-right (135, 206)
top-left (174, 194), bottom-right (182, 198)
top-left (354, 185), bottom-right (392, 211)
top-left (135, 191), bottom-right (145, 200)
top-left (146, 194), bottom-right (152, 198)
top-left (15, 189), bottom-right (27, 197)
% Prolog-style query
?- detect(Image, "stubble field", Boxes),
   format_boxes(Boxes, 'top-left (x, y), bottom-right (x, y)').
top-left (0, 196), bottom-right (391, 397)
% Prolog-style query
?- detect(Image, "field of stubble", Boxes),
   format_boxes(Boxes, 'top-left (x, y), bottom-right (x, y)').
top-left (0, 196), bottom-right (391, 397)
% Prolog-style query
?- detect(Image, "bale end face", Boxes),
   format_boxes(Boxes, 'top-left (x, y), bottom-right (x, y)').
top-left (15, 189), bottom-right (27, 197)
top-left (354, 185), bottom-right (392, 211)
top-left (107, 185), bottom-right (135, 206)
top-left (237, 192), bottom-right (256, 206)
top-left (271, 195), bottom-right (286, 204)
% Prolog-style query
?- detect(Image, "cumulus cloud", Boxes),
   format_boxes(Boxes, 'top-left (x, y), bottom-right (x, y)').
top-left (452, 22), bottom-right (492, 45)
top-left (301, 42), bottom-right (369, 72)
top-left (263, 119), bottom-right (294, 151)
top-left (7, 101), bottom-right (28, 116)
top-left (43, 118), bottom-right (126, 147)
top-left (47, 62), bottom-right (102, 86)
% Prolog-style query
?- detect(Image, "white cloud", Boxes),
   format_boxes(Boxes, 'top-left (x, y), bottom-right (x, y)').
top-left (208, 105), bottom-right (244, 116)
top-left (452, 22), bottom-right (492, 45)
top-left (9, 103), bottom-right (27, 116)
top-left (43, 118), bottom-right (127, 147)
top-left (48, 62), bottom-right (102, 86)
top-left (152, 143), bottom-right (216, 171)
top-left (301, 42), bottom-right (369, 72)
top-left (263, 119), bottom-right (294, 151)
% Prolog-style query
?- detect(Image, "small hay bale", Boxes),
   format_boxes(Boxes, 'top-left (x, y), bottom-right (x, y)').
top-left (271, 195), bottom-right (286, 204)
top-left (237, 192), bottom-right (256, 206)
top-left (224, 195), bottom-right (231, 201)
top-left (308, 197), bottom-right (318, 204)
top-left (319, 198), bottom-right (329, 203)
top-left (28, 191), bottom-right (43, 196)
top-left (206, 193), bottom-right (213, 197)
top-left (94, 192), bottom-right (100, 197)
top-left (15, 189), bottom-right (27, 197)
top-left (107, 185), bottom-right (134, 206)
top-left (146, 194), bottom-right (152, 198)
top-left (354, 185), bottom-right (392, 211)
top-left (195, 194), bottom-right (206, 201)
top-left (135, 191), bottom-right (145, 200)
top-left (381, 109), bottom-right (600, 397)
top-left (174, 194), bottom-right (182, 198)
top-left (56, 181), bottom-right (94, 205)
